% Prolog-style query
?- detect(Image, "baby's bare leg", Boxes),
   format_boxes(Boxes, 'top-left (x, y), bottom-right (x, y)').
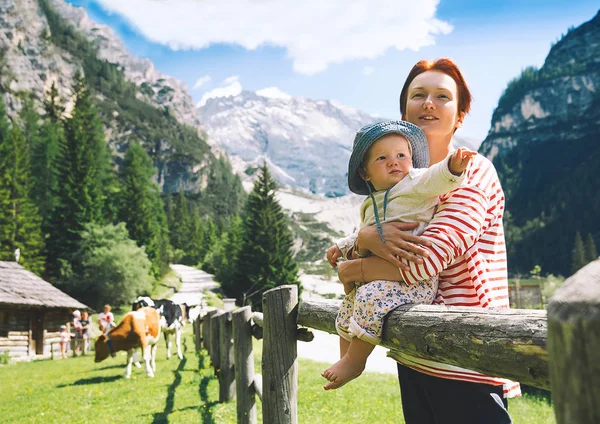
top-left (339, 337), bottom-right (350, 358)
top-left (322, 337), bottom-right (375, 390)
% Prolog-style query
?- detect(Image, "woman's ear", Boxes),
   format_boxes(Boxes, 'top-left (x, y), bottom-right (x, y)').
top-left (358, 167), bottom-right (370, 181)
top-left (455, 111), bottom-right (465, 129)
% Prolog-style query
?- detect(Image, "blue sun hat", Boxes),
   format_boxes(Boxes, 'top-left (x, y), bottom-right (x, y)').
top-left (347, 120), bottom-right (429, 243)
top-left (348, 120), bottom-right (429, 195)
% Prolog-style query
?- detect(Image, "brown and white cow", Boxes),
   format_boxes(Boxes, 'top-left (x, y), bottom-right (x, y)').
top-left (94, 307), bottom-right (161, 378)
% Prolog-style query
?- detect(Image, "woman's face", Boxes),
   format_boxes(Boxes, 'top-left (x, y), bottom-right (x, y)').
top-left (403, 70), bottom-right (464, 141)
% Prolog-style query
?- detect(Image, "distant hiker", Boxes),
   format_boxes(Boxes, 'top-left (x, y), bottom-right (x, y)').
top-left (322, 120), bottom-right (475, 390)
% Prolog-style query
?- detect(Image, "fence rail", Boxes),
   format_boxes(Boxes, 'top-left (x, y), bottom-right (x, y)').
top-left (194, 259), bottom-right (600, 424)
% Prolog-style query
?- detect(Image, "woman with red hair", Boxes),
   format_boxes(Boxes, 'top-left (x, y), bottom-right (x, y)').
top-left (330, 58), bottom-right (518, 423)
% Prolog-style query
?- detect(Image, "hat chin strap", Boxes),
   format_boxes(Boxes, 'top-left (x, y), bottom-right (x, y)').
top-left (364, 178), bottom-right (389, 244)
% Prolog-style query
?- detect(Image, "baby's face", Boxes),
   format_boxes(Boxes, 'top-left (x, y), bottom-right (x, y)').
top-left (362, 134), bottom-right (413, 191)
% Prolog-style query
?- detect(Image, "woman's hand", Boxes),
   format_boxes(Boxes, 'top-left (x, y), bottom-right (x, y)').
top-left (326, 244), bottom-right (342, 268)
top-left (357, 222), bottom-right (432, 270)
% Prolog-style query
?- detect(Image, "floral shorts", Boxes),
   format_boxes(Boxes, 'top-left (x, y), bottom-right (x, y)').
top-left (336, 276), bottom-right (438, 345)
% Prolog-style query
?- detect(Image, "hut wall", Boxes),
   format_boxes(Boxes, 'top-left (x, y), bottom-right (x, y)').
top-left (44, 309), bottom-right (72, 356)
top-left (0, 307), bottom-right (31, 358)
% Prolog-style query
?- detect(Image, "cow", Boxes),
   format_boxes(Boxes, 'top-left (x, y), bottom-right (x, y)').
top-left (132, 296), bottom-right (184, 360)
top-left (94, 307), bottom-right (161, 378)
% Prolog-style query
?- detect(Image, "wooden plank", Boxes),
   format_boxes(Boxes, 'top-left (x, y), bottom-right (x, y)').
top-left (0, 340), bottom-right (28, 347)
top-left (7, 335), bottom-right (29, 341)
top-left (217, 311), bottom-right (235, 402)
top-left (262, 285), bottom-right (298, 424)
top-left (233, 306), bottom-right (257, 424)
top-left (548, 259), bottom-right (600, 424)
top-left (298, 298), bottom-right (549, 389)
top-left (254, 374), bottom-right (263, 401)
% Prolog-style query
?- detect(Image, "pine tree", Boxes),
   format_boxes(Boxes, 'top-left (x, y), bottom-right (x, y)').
top-left (232, 164), bottom-right (299, 311)
top-left (31, 89), bottom-right (62, 226)
top-left (217, 215), bottom-right (243, 292)
top-left (43, 81), bottom-right (64, 123)
top-left (571, 231), bottom-right (586, 275)
top-left (0, 123), bottom-right (45, 274)
top-left (45, 73), bottom-right (114, 280)
top-left (186, 208), bottom-right (205, 265)
top-left (119, 143), bottom-right (170, 277)
top-left (585, 233), bottom-right (598, 264)
top-left (170, 185), bottom-right (190, 252)
top-left (0, 98), bottom-right (13, 256)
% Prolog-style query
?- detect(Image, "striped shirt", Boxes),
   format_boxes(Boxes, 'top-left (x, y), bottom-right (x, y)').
top-left (393, 153), bottom-right (521, 398)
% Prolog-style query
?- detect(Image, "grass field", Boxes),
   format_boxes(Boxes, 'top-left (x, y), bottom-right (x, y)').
top-left (0, 328), bottom-right (555, 423)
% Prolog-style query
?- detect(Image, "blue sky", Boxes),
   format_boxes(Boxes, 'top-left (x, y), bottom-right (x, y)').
top-left (65, 0), bottom-right (599, 141)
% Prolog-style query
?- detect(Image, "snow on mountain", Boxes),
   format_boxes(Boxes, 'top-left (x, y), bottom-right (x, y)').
top-left (198, 90), bottom-right (378, 196)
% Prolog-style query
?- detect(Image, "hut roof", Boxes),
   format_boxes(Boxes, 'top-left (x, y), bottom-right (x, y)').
top-left (0, 261), bottom-right (89, 310)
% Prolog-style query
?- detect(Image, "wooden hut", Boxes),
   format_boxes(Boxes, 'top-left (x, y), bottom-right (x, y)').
top-left (0, 261), bottom-right (90, 361)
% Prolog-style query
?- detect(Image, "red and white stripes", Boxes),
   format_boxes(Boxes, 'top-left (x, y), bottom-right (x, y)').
top-left (398, 154), bottom-right (520, 397)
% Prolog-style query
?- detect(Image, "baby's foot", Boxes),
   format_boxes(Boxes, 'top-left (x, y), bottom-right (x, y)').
top-left (321, 355), bottom-right (366, 390)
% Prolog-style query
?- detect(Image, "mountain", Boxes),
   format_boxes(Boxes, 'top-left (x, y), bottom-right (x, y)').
top-left (198, 89), bottom-right (482, 197)
top-left (0, 0), bottom-right (220, 192)
top-left (198, 90), bottom-right (377, 197)
top-left (479, 10), bottom-right (600, 276)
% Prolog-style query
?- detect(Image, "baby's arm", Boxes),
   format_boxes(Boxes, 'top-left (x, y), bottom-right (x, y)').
top-left (413, 149), bottom-right (475, 198)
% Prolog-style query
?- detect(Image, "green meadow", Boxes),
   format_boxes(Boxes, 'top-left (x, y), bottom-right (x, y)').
top-left (0, 328), bottom-right (555, 423)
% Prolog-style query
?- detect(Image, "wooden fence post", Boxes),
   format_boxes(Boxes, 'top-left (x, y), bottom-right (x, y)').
top-left (210, 311), bottom-right (224, 370)
top-left (262, 285), bottom-right (298, 424)
top-left (218, 311), bottom-right (235, 402)
top-left (233, 306), bottom-right (257, 424)
top-left (548, 258), bottom-right (600, 424)
top-left (203, 310), bottom-right (215, 351)
top-left (193, 316), bottom-right (201, 351)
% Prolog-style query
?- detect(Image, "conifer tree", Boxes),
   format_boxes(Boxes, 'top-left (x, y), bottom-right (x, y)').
top-left (232, 164), bottom-right (299, 310)
top-left (170, 185), bottom-right (190, 252)
top-left (186, 208), bottom-right (205, 265)
top-left (0, 98), bottom-right (13, 256)
top-left (31, 87), bottom-right (62, 226)
top-left (46, 73), bottom-right (114, 280)
top-left (119, 143), bottom-right (170, 277)
top-left (585, 233), bottom-right (598, 264)
top-left (571, 231), bottom-right (586, 275)
top-left (217, 215), bottom-right (243, 292)
top-left (0, 123), bottom-right (45, 274)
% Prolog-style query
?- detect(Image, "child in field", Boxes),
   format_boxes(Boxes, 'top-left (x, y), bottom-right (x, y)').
top-left (98, 304), bottom-right (115, 335)
top-left (321, 120), bottom-right (476, 390)
top-left (59, 325), bottom-right (70, 359)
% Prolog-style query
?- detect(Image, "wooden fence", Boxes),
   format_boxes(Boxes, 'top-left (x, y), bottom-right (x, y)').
top-left (194, 258), bottom-right (600, 424)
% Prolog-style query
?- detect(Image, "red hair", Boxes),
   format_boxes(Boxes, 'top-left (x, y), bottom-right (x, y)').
top-left (399, 58), bottom-right (472, 118)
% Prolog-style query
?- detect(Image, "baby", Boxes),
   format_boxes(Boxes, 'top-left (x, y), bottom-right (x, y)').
top-left (322, 120), bottom-right (476, 390)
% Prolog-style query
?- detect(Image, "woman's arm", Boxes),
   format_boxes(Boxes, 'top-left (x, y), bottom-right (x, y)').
top-left (358, 157), bottom-right (502, 283)
top-left (338, 256), bottom-right (402, 285)
top-left (356, 222), bottom-right (432, 269)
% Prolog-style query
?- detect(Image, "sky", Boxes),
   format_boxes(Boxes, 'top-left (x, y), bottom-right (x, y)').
top-left (64, 0), bottom-right (599, 142)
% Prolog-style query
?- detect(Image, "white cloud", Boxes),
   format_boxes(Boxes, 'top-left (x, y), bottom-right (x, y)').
top-left (256, 87), bottom-right (291, 100)
top-left (95, 0), bottom-right (452, 75)
top-left (193, 75), bottom-right (212, 90)
top-left (223, 75), bottom-right (240, 84)
top-left (196, 81), bottom-right (243, 108)
top-left (362, 66), bottom-right (375, 76)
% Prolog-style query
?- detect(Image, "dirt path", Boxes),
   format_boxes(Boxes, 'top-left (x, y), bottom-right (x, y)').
top-left (169, 264), bottom-right (219, 306)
